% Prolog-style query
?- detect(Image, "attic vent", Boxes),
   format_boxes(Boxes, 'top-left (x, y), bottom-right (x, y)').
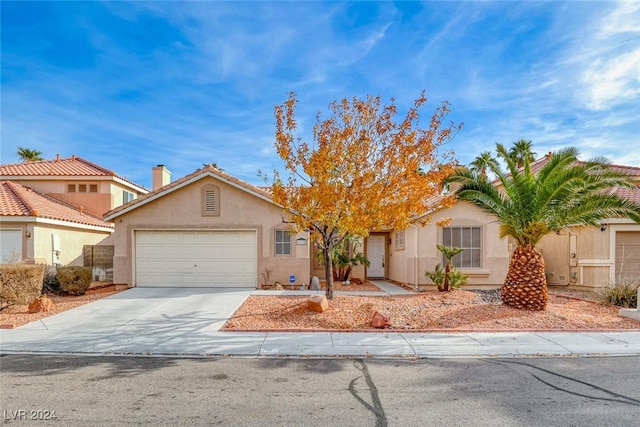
top-left (201, 184), bottom-right (220, 216)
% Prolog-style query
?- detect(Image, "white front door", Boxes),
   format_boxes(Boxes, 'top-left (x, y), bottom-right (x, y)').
top-left (366, 235), bottom-right (386, 277)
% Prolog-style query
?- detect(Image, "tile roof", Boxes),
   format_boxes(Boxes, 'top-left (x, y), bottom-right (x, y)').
top-left (0, 155), bottom-right (148, 191)
top-left (105, 165), bottom-right (274, 220)
top-left (0, 181), bottom-right (113, 230)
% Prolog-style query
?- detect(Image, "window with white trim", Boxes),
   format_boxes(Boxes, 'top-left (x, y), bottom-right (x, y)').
top-left (442, 226), bottom-right (482, 269)
top-left (395, 230), bottom-right (405, 250)
top-left (201, 184), bottom-right (220, 216)
top-left (123, 190), bottom-right (135, 204)
top-left (275, 230), bottom-right (292, 256)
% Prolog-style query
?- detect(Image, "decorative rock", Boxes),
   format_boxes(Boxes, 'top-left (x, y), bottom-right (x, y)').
top-left (27, 296), bottom-right (52, 313)
top-left (307, 295), bottom-right (328, 312)
top-left (351, 277), bottom-right (363, 285)
top-left (309, 276), bottom-right (321, 291)
top-left (273, 282), bottom-right (284, 290)
top-left (371, 310), bottom-right (391, 328)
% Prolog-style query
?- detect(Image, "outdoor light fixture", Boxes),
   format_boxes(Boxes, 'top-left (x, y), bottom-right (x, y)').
top-left (25, 230), bottom-right (31, 238)
top-left (600, 224), bottom-right (607, 232)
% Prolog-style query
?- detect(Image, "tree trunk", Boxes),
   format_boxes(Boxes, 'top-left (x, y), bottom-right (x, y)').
top-left (501, 244), bottom-right (548, 310)
top-left (443, 261), bottom-right (451, 292)
top-left (324, 248), bottom-right (334, 300)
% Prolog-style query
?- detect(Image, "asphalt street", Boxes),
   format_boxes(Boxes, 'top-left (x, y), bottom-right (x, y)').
top-left (1, 355), bottom-right (639, 426)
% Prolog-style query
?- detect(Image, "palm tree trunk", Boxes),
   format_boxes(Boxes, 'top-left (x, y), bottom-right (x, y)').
top-left (501, 245), bottom-right (548, 310)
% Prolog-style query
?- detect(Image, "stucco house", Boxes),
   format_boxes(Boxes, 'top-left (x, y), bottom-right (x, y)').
top-left (0, 181), bottom-right (114, 267)
top-left (537, 163), bottom-right (640, 289)
top-left (0, 155), bottom-right (148, 279)
top-left (0, 154), bottom-right (148, 217)
top-left (102, 156), bottom-right (638, 291)
top-left (104, 165), bottom-right (310, 288)
top-left (365, 200), bottom-right (510, 289)
top-left (376, 158), bottom-right (640, 291)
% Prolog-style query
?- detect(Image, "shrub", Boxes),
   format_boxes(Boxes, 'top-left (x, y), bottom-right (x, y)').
top-left (0, 264), bottom-right (45, 309)
top-left (425, 263), bottom-right (469, 291)
top-left (57, 266), bottom-right (92, 295)
top-left (43, 265), bottom-right (61, 294)
top-left (598, 280), bottom-right (638, 308)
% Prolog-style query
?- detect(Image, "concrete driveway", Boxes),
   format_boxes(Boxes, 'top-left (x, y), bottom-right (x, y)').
top-left (2, 287), bottom-right (640, 358)
top-left (0, 288), bottom-right (257, 355)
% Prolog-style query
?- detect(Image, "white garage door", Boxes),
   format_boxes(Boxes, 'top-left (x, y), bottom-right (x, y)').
top-left (616, 232), bottom-right (640, 281)
top-left (135, 231), bottom-right (257, 287)
top-left (0, 229), bottom-right (23, 264)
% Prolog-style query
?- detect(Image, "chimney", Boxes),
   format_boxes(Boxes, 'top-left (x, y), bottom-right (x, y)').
top-left (56, 153), bottom-right (60, 162)
top-left (152, 165), bottom-right (171, 191)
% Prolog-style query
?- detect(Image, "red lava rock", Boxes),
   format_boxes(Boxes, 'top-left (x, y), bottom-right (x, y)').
top-left (371, 310), bottom-right (391, 328)
top-left (307, 295), bottom-right (329, 313)
top-left (27, 296), bottom-right (53, 313)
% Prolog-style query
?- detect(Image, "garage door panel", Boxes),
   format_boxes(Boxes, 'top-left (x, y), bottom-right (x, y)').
top-left (135, 231), bottom-right (257, 287)
top-left (616, 231), bottom-right (640, 281)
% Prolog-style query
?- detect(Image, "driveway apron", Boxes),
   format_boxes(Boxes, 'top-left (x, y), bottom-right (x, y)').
top-left (0, 288), bottom-right (252, 355)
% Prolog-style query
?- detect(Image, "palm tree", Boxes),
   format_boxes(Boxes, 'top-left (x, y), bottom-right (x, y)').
top-left (469, 151), bottom-right (498, 180)
top-left (508, 139), bottom-right (536, 168)
top-left (449, 142), bottom-right (640, 310)
top-left (16, 147), bottom-right (43, 162)
top-left (437, 244), bottom-right (464, 292)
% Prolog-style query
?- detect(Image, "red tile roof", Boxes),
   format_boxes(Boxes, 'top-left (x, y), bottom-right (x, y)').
top-left (0, 181), bottom-right (113, 229)
top-left (0, 155), bottom-right (147, 191)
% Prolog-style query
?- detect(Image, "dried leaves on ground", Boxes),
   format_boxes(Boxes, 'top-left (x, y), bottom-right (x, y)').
top-left (223, 290), bottom-right (640, 331)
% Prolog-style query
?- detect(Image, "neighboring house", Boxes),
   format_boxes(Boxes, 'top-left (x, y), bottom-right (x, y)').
top-left (104, 165), bottom-right (310, 288)
top-left (537, 163), bottom-right (640, 288)
top-left (0, 154), bottom-right (148, 218)
top-left (0, 155), bottom-right (148, 279)
top-left (0, 181), bottom-right (114, 268)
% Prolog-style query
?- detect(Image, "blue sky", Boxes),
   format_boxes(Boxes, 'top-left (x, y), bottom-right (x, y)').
top-left (2, 1), bottom-right (639, 189)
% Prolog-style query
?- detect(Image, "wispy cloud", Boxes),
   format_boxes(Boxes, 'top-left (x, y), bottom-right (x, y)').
top-left (1, 1), bottom-right (638, 188)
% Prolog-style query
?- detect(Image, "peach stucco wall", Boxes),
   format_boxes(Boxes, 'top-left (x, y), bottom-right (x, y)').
top-left (387, 201), bottom-right (510, 288)
top-left (538, 220), bottom-right (640, 289)
top-left (110, 175), bottom-right (310, 288)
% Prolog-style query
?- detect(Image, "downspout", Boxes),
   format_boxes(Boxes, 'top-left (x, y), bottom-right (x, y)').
top-left (409, 224), bottom-right (419, 290)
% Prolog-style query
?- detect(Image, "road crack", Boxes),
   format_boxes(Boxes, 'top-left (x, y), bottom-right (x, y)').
top-left (349, 360), bottom-right (387, 427)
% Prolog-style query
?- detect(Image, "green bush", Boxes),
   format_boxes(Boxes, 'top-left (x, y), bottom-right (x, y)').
top-left (598, 280), bottom-right (638, 308)
top-left (425, 263), bottom-right (469, 291)
top-left (0, 264), bottom-right (45, 308)
top-left (57, 266), bottom-right (92, 295)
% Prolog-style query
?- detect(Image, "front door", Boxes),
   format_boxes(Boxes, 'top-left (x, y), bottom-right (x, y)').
top-left (366, 235), bottom-right (386, 277)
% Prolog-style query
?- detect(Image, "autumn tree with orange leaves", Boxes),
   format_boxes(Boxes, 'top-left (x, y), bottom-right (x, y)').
top-left (269, 92), bottom-right (461, 299)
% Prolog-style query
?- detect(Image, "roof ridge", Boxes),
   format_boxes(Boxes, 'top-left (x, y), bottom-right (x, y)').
top-left (73, 156), bottom-right (116, 176)
top-left (4, 181), bottom-right (39, 216)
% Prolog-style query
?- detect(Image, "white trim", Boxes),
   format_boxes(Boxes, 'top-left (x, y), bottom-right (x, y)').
top-left (0, 216), bottom-right (113, 233)
top-left (105, 171), bottom-right (274, 221)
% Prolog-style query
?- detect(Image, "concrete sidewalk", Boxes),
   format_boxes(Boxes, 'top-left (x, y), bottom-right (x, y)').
top-left (1, 287), bottom-right (639, 358)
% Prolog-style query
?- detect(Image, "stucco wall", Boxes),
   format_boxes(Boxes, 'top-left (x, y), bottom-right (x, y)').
top-left (110, 175), bottom-right (309, 288)
top-left (537, 220), bottom-right (640, 289)
top-left (32, 224), bottom-right (112, 266)
top-left (387, 201), bottom-right (510, 288)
